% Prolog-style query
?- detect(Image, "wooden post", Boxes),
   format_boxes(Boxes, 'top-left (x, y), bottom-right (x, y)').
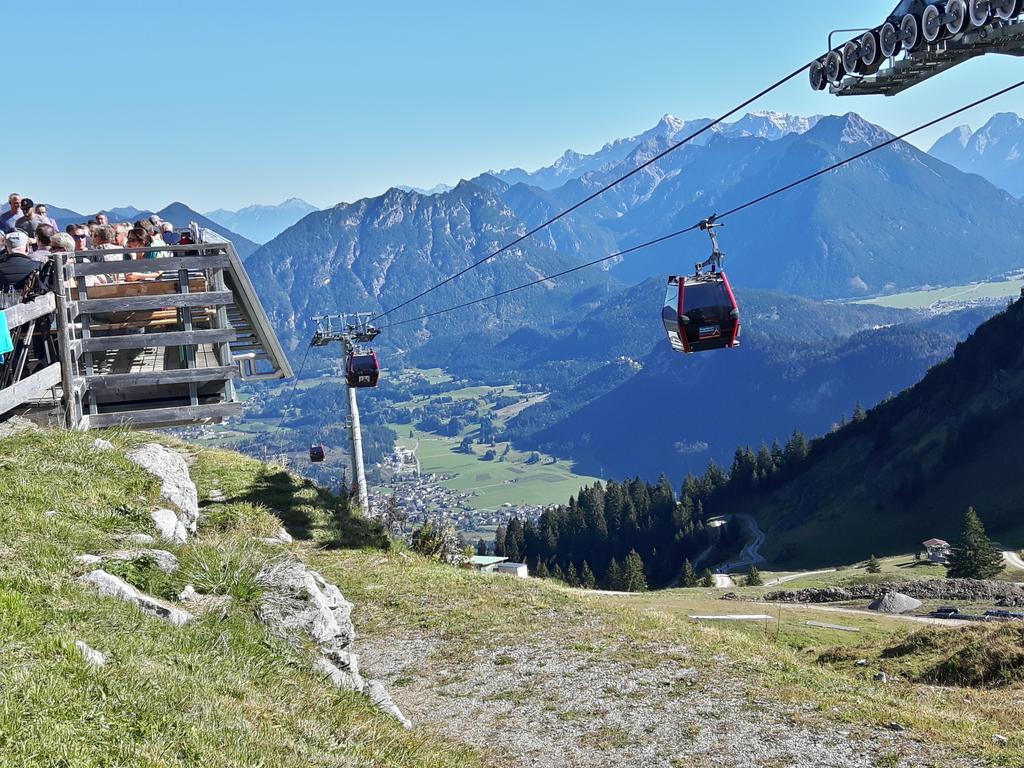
top-left (53, 254), bottom-right (82, 428)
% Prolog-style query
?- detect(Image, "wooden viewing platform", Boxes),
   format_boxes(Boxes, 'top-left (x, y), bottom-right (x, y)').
top-left (0, 230), bottom-right (292, 430)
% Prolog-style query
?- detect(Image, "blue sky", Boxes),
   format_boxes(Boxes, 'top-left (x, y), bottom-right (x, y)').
top-left (13, 1), bottom-right (1024, 213)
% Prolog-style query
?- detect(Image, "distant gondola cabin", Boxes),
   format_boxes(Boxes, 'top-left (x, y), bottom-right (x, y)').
top-left (309, 444), bottom-right (326, 462)
top-left (662, 273), bottom-right (740, 354)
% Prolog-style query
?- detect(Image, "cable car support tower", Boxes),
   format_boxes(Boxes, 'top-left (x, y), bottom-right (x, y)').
top-left (311, 313), bottom-right (381, 515)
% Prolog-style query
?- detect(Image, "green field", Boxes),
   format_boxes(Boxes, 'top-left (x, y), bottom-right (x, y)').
top-left (392, 429), bottom-right (599, 511)
top-left (857, 278), bottom-right (1023, 309)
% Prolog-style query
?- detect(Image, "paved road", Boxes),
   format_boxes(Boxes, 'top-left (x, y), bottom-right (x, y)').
top-left (717, 513), bottom-right (766, 575)
top-left (713, 574), bottom-right (736, 588)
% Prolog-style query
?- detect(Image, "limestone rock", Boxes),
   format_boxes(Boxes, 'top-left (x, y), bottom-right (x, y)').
top-left (74, 554), bottom-right (102, 566)
top-left (179, 584), bottom-right (199, 602)
top-left (994, 734), bottom-right (1009, 746)
top-left (257, 560), bottom-right (356, 650)
top-left (366, 679), bottom-right (412, 729)
top-left (258, 528), bottom-right (294, 546)
top-left (869, 591), bottom-right (922, 614)
top-left (43, 510), bottom-right (58, 518)
top-left (314, 651), bottom-right (365, 693)
top-left (93, 438), bottom-right (114, 451)
top-left (104, 549), bottom-right (179, 574)
top-left (74, 640), bottom-right (107, 668)
top-left (151, 508), bottom-right (187, 545)
top-left (127, 444), bottom-right (199, 534)
top-left (79, 569), bottom-right (193, 626)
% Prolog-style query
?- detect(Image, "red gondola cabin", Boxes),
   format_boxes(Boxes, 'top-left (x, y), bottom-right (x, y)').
top-left (346, 349), bottom-right (380, 388)
top-left (662, 272), bottom-right (740, 354)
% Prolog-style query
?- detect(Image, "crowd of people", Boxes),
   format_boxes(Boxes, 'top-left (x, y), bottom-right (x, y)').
top-left (0, 193), bottom-right (193, 290)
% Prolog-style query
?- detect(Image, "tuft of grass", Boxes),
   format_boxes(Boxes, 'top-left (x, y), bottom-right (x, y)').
top-left (178, 536), bottom-right (268, 606)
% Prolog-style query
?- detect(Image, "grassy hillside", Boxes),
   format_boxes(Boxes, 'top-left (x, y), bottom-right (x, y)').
top-left (0, 428), bottom-right (475, 768)
top-left (746, 297), bottom-right (1024, 567)
top-left (2, 426), bottom-right (1020, 766)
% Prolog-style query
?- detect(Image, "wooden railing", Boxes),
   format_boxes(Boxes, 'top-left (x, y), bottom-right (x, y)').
top-left (0, 233), bottom-right (292, 430)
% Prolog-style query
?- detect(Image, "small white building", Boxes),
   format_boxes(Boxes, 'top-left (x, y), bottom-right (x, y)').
top-left (468, 555), bottom-right (507, 573)
top-left (495, 562), bottom-right (529, 579)
top-left (922, 538), bottom-right (952, 564)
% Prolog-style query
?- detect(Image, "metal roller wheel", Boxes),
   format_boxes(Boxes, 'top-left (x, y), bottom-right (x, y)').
top-left (880, 21), bottom-right (902, 57)
top-left (825, 50), bottom-right (845, 84)
top-left (859, 30), bottom-right (880, 67)
top-left (969, 0), bottom-right (991, 27)
top-left (901, 13), bottom-right (922, 51)
top-left (992, 0), bottom-right (1021, 19)
top-left (923, 3), bottom-right (947, 41)
top-left (946, 0), bottom-right (969, 34)
top-left (809, 59), bottom-right (827, 91)
top-left (843, 41), bottom-right (863, 74)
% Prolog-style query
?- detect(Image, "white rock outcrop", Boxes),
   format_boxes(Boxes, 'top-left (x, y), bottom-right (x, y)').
top-left (79, 569), bottom-right (193, 627)
top-left (366, 679), bottom-right (412, 729)
top-left (74, 640), bottom-right (107, 667)
top-left (258, 528), bottom-right (294, 547)
top-left (257, 560), bottom-right (411, 727)
top-left (151, 508), bottom-right (187, 545)
top-left (93, 438), bottom-right (114, 451)
top-left (127, 444), bottom-right (199, 538)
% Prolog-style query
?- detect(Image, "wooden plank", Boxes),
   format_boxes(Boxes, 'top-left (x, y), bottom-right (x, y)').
top-left (82, 328), bottom-right (236, 352)
top-left (0, 363), bottom-right (62, 414)
top-left (87, 402), bottom-right (243, 428)
top-left (77, 291), bottom-right (234, 314)
top-left (1, 294), bottom-right (56, 330)
top-left (80, 278), bottom-right (207, 300)
top-left (86, 366), bottom-right (237, 391)
top-left (72, 255), bottom-right (229, 276)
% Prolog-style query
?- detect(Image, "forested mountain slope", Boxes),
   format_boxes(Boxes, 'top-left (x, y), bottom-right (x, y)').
top-left (736, 296), bottom-right (1024, 568)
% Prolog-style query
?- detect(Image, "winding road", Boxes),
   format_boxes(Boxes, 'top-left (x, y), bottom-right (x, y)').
top-left (1002, 549), bottom-right (1024, 571)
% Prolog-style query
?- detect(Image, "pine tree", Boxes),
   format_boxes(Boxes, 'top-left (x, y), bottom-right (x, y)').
top-left (565, 563), bottom-right (580, 588)
top-left (493, 524), bottom-right (507, 557)
top-left (744, 565), bottom-right (763, 586)
top-left (679, 558), bottom-right (698, 587)
top-left (622, 550), bottom-right (648, 592)
top-left (853, 401), bottom-right (867, 422)
top-left (947, 507), bottom-right (1004, 579)
top-left (605, 557), bottom-right (623, 590)
top-left (534, 559), bottom-right (549, 579)
top-left (580, 561), bottom-right (596, 589)
top-left (476, 538), bottom-right (488, 556)
top-left (551, 563), bottom-right (565, 582)
top-left (866, 554), bottom-right (882, 574)
top-left (700, 569), bottom-right (715, 588)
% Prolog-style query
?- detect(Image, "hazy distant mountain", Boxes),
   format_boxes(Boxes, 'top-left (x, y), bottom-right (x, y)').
top-left (155, 202), bottom-right (260, 259)
top-left (493, 112), bottom-right (822, 190)
top-left (205, 198), bottom-right (318, 244)
top-left (929, 112), bottom-right (1024, 197)
top-left (395, 184), bottom-right (454, 196)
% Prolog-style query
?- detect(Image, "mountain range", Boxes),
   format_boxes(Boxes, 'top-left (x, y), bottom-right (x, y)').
top-left (45, 203), bottom-right (260, 260)
top-left (492, 112), bottom-right (822, 190)
top-left (205, 198), bottom-right (318, 244)
top-left (929, 112), bottom-right (1024, 198)
top-left (238, 108), bottom-right (1024, 487)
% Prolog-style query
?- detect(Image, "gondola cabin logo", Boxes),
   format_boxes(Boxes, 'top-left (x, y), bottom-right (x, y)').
top-left (698, 325), bottom-right (722, 340)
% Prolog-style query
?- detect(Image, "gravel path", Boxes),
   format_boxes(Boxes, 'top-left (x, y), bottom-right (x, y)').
top-left (360, 632), bottom-right (983, 767)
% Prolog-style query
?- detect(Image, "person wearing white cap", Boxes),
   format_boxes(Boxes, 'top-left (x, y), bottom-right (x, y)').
top-left (0, 230), bottom-right (41, 289)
